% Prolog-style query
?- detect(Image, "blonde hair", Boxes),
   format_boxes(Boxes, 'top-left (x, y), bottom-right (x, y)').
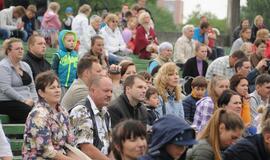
top-left (78, 4), bottom-right (91, 15)
top-left (138, 11), bottom-right (150, 25)
top-left (27, 4), bottom-right (37, 14)
top-left (254, 15), bottom-right (263, 26)
top-left (2, 38), bottom-right (22, 56)
top-left (48, 2), bottom-right (60, 13)
top-left (208, 75), bottom-right (228, 111)
top-left (154, 62), bottom-right (181, 102)
top-left (105, 13), bottom-right (119, 24)
top-left (199, 109), bottom-right (244, 160)
top-left (256, 28), bottom-right (269, 39)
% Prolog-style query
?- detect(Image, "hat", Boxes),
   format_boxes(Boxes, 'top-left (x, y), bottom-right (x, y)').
top-left (170, 128), bottom-right (197, 146)
top-left (65, 7), bottom-right (73, 14)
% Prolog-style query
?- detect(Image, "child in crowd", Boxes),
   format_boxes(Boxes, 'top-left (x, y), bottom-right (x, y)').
top-left (63, 6), bottom-right (74, 30)
top-left (41, 2), bottom-right (61, 48)
top-left (22, 5), bottom-right (37, 39)
top-left (138, 71), bottom-right (153, 87)
top-left (52, 30), bottom-right (78, 95)
top-left (183, 76), bottom-right (208, 124)
top-left (145, 87), bottom-right (160, 125)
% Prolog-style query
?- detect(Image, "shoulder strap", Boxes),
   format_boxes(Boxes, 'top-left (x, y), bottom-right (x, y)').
top-left (250, 95), bottom-right (259, 107)
top-left (161, 98), bottom-right (166, 116)
top-left (85, 99), bottom-right (104, 150)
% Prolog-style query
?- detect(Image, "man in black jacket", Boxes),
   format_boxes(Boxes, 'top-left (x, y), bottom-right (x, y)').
top-left (223, 118), bottom-right (270, 160)
top-left (108, 74), bottom-right (148, 128)
top-left (23, 34), bottom-right (51, 79)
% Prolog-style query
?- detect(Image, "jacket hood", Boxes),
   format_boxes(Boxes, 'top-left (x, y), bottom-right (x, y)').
top-left (58, 30), bottom-right (78, 52)
top-left (148, 115), bottom-right (196, 154)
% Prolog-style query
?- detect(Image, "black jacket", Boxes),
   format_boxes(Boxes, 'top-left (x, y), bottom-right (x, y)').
top-left (223, 134), bottom-right (270, 160)
top-left (23, 51), bottom-right (51, 79)
top-left (182, 57), bottom-right (208, 94)
top-left (108, 93), bottom-right (148, 128)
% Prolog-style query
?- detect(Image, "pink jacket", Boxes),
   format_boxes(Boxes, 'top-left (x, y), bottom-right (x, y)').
top-left (41, 11), bottom-right (61, 30)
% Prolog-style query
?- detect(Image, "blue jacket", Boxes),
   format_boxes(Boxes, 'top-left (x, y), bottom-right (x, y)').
top-left (52, 30), bottom-right (78, 87)
top-left (139, 115), bottom-right (196, 160)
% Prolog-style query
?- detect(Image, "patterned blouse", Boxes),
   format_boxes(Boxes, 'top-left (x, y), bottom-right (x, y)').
top-left (22, 101), bottom-right (75, 159)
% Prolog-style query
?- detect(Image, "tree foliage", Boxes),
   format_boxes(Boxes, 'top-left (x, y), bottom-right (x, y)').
top-left (184, 5), bottom-right (226, 34)
top-left (241, 0), bottom-right (270, 28)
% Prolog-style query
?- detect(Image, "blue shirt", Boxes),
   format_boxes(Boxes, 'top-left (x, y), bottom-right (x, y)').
top-left (193, 27), bottom-right (205, 43)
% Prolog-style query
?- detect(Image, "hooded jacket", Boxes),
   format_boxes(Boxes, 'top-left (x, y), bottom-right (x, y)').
top-left (139, 115), bottom-right (196, 160)
top-left (52, 30), bottom-right (78, 87)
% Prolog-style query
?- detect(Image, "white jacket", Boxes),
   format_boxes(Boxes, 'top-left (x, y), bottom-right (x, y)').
top-left (100, 25), bottom-right (126, 54)
top-left (0, 7), bottom-right (22, 31)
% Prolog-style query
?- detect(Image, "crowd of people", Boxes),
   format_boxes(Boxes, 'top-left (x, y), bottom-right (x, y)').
top-left (0, 0), bottom-right (270, 160)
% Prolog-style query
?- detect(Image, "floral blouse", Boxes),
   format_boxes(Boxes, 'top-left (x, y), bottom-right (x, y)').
top-left (22, 101), bottom-right (75, 159)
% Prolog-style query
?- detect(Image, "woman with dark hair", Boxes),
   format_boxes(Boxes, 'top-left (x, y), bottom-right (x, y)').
top-left (22, 71), bottom-right (79, 159)
top-left (230, 74), bottom-right (251, 126)
top-left (112, 119), bottom-right (147, 160)
top-left (0, 38), bottom-right (37, 123)
top-left (232, 18), bottom-right (249, 43)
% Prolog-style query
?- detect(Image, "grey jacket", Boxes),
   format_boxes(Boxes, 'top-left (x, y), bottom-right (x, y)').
top-left (186, 139), bottom-right (214, 160)
top-left (0, 57), bottom-right (38, 102)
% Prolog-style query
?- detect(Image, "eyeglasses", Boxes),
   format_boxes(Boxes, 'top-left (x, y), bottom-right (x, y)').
top-left (111, 20), bottom-right (119, 24)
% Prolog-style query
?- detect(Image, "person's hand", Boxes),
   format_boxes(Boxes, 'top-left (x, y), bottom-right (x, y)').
top-left (23, 99), bottom-right (34, 107)
top-left (109, 64), bottom-right (121, 74)
top-left (17, 23), bottom-right (24, 29)
top-left (255, 58), bottom-right (268, 71)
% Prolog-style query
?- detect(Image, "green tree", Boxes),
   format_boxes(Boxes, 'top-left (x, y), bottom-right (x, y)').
top-left (241, 0), bottom-right (270, 27)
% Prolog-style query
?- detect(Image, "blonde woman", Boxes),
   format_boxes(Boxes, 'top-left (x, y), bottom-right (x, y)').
top-left (154, 62), bottom-right (184, 118)
top-left (134, 11), bottom-right (158, 59)
top-left (192, 75), bottom-right (230, 132)
top-left (251, 15), bottom-right (265, 43)
top-left (186, 109), bottom-right (244, 160)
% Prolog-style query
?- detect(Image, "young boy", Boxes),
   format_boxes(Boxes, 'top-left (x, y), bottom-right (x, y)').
top-left (63, 6), bottom-right (74, 30)
top-left (145, 87), bottom-right (160, 125)
top-left (182, 76), bottom-right (208, 124)
top-left (22, 5), bottom-right (37, 39)
top-left (52, 30), bottom-right (78, 95)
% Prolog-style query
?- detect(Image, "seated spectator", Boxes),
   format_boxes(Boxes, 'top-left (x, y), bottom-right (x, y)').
top-left (40, 2), bottom-right (61, 48)
top-left (62, 6), bottom-right (74, 30)
top-left (173, 24), bottom-right (196, 68)
top-left (223, 117), bottom-right (270, 160)
top-left (230, 75), bottom-right (251, 126)
top-left (51, 30), bottom-right (78, 95)
top-left (0, 6), bottom-right (27, 41)
top-left (192, 22), bottom-right (209, 44)
top-left (70, 76), bottom-right (112, 160)
top-left (61, 57), bottom-right (103, 112)
top-left (232, 18), bottom-right (250, 43)
top-left (250, 39), bottom-right (267, 68)
top-left (22, 71), bottom-right (79, 159)
top-left (147, 42), bottom-right (173, 74)
top-left (207, 26), bottom-right (224, 60)
top-left (240, 42), bottom-right (254, 58)
top-left (186, 109), bottom-right (244, 160)
top-left (144, 87), bottom-right (160, 126)
top-left (0, 123), bottom-right (12, 160)
top-left (139, 115), bottom-right (197, 160)
top-left (250, 74), bottom-right (270, 126)
top-left (138, 71), bottom-right (153, 87)
top-left (122, 16), bottom-right (138, 50)
top-left (154, 62), bottom-right (184, 118)
top-left (230, 28), bottom-right (251, 55)
top-left (193, 75), bottom-right (229, 132)
top-left (72, 4), bottom-right (91, 55)
top-left (108, 75), bottom-right (148, 128)
top-left (234, 57), bottom-right (251, 77)
top-left (112, 120), bottom-right (147, 160)
top-left (183, 76), bottom-right (207, 124)
top-left (134, 12), bottom-right (158, 59)
top-left (206, 50), bottom-right (246, 80)
top-left (22, 5), bottom-right (37, 39)
top-left (250, 15), bottom-right (266, 43)
top-left (255, 28), bottom-right (270, 59)
top-left (23, 34), bottom-right (51, 79)
top-left (100, 13), bottom-right (131, 64)
top-left (0, 38), bottom-right (37, 123)
top-left (83, 35), bottom-right (108, 68)
top-left (182, 43), bottom-right (208, 95)
top-left (79, 15), bottom-right (102, 57)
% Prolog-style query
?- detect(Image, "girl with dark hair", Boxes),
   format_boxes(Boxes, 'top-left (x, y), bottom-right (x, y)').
top-left (112, 119), bottom-right (147, 160)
